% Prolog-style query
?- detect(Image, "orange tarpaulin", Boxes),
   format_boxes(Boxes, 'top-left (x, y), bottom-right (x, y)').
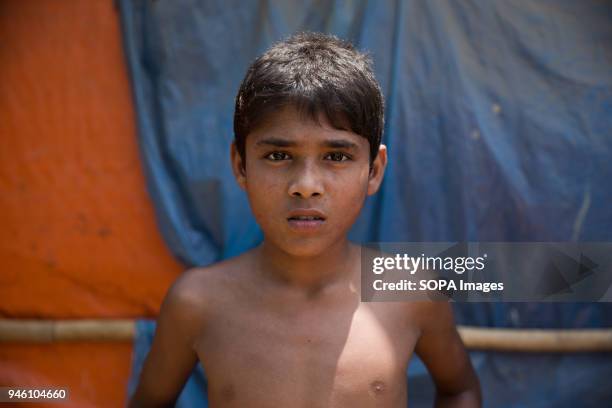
top-left (0, 1), bottom-right (183, 406)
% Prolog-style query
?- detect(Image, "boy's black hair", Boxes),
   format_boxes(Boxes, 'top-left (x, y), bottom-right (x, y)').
top-left (233, 32), bottom-right (384, 165)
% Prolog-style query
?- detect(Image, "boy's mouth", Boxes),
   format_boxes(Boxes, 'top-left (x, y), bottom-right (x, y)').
top-left (288, 215), bottom-right (325, 221)
top-left (287, 210), bottom-right (326, 231)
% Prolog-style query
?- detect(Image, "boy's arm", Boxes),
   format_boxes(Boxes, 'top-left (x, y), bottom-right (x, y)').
top-left (129, 272), bottom-right (204, 408)
top-left (414, 302), bottom-right (482, 408)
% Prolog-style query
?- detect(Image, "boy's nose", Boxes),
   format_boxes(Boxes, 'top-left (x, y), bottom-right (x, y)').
top-left (288, 163), bottom-right (324, 198)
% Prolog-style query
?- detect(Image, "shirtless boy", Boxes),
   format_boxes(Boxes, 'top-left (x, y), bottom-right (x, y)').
top-left (129, 32), bottom-right (481, 408)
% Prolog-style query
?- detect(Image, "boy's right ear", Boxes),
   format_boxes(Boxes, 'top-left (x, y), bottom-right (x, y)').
top-left (230, 142), bottom-right (247, 190)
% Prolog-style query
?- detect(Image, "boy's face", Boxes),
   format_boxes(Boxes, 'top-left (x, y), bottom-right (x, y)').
top-left (231, 105), bottom-right (387, 258)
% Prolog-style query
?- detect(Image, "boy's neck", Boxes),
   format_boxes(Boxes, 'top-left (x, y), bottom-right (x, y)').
top-left (255, 238), bottom-right (358, 293)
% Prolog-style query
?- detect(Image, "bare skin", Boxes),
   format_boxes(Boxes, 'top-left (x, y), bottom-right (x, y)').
top-left (129, 106), bottom-right (481, 407)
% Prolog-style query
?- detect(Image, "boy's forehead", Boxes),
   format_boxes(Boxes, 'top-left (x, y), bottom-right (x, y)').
top-left (248, 105), bottom-right (366, 147)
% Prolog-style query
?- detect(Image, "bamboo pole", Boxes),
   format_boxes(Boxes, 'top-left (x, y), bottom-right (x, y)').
top-left (0, 319), bottom-right (134, 343)
top-left (1, 319), bottom-right (612, 352)
top-left (458, 326), bottom-right (612, 352)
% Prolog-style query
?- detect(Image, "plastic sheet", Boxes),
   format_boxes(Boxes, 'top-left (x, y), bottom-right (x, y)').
top-left (119, 1), bottom-right (612, 406)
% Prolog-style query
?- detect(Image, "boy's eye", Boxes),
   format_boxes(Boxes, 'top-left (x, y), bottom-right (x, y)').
top-left (265, 151), bottom-right (291, 161)
top-left (324, 152), bottom-right (351, 162)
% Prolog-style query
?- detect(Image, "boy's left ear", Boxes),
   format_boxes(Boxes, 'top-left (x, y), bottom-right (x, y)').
top-left (367, 144), bottom-right (387, 196)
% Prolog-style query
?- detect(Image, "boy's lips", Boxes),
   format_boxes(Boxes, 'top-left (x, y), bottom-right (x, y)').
top-left (287, 209), bottom-right (326, 231)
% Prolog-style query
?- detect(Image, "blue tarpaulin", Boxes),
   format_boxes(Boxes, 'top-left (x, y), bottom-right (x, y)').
top-left (119, 1), bottom-right (612, 406)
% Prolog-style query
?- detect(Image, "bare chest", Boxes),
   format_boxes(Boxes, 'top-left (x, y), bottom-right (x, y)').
top-left (195, 300), bottom-right (418, 408)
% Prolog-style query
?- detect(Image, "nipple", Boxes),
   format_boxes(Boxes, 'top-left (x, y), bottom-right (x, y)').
top-left (370, 380), bottom-right (386, 395)
top-left (221, 384), bottom-right (235, 401)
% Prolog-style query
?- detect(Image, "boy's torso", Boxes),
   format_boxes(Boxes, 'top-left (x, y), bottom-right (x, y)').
top-left (187, 249), bottom-right (422, 408)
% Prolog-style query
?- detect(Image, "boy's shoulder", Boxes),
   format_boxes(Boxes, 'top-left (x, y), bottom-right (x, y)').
top-left (160, 249), bottom-right (257, 324)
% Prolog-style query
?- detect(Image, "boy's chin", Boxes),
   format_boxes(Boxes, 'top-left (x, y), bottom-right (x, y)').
top-left (268, 237), bottom-right (340, 259)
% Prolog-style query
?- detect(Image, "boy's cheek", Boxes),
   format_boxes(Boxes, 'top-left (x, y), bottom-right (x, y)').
top-left (245, 184), bottom-right (285, 223)
top-left (245, 174), bottom-right (284, 197)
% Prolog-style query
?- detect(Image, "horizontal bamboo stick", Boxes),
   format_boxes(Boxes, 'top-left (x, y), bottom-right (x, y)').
top-left (0, 319), bottom-right (134, 342)
top-left (458, 326), bottom-right (612, 352)
top-left (1, 319), bottom-right (611, 352)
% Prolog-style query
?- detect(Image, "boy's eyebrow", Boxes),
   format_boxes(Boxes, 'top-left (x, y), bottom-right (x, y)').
top-left (321, 139), bottom-right (359, 150)
top-left (255, 137), bottom-right (297, 147)
top-left (255, 137), bottom-right (359, 150)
